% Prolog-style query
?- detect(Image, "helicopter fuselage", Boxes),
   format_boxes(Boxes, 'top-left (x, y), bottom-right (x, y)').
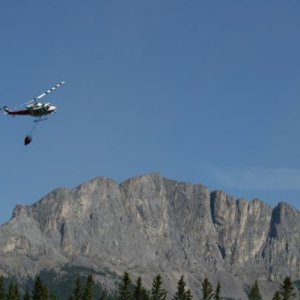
top-left (3, 102), bottom-right (56, 117)
top-left (26, 102), bottom-right (57, 117)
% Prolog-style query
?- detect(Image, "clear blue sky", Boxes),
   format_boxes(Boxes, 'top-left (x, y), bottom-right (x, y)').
top-left (0, 1), bottom-right (300, 224)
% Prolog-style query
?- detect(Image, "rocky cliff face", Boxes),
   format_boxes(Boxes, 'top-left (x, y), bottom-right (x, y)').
top-left (0, 173), bottom-right (299, 299)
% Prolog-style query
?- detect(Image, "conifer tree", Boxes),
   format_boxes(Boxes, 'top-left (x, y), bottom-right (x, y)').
top-left (134, 277), bottom-right (148, 300)
top-left (0, 276), bottom-right (5, 300)
top-left (99, 289), bottom-right (108, 300)
top-left (23, 287), bottom-right (31, 300)
top-left (118, 272), bottom-right (132, 300)
top-left (7, 282), bottom-right (20, 300)
top-left (151, 275), bottom-right (166, 300)
top-left (70, 277), bottom-right (82, 300)
top-left (201, 278), bottom-right (213, 300)
top-left (213, 282), bottom-right (221, 300)
top-left (279, 277), bottom-right (296, 300)
top-left (7, 282), bottom-right (14, 300)
top-left (134, 277), bottom-right (143, 300)
top-left (184, 289), bottom-right (192, 300)
top-left (13, 283), bottom-right (20, 300)
top-left (82, 273), bottom-right (94, 300)
top-left (49, 293), bottom-right (57, 300)
top-left (272, 291), bottom-right (281, 300)
top-left (248, 280), bottom-right (262, 300)
top-left (32, 276), bottom-right (48, 300)
top-left (173, 276), bottom-right (189, 300)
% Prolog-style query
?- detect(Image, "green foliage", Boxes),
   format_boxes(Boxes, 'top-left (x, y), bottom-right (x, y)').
top-left (99, 288), bottom-right (111, 300)
top-left (23, 287), bottom-right (31, 300)
top-left (69, 277), bottom-right (82, 300)
top-left (184, 289), bottom-right (192, 300)
top-left (0, 276), bottom-right (5, 300)
top-left (213, 282), bottom-right (221, 300)
top-left (248, 280), bottom-right (262, 300)
top-left (172, 276), bottom-right (186, 300)
top-left (272, 291), bottom-right (281, 300)
top-left (82, 273), bottom-right (95, 300)
top-left (7, 282), bottom-right (20, 300)
top-left (201, 278), bottom-right (213, 300)
top-left (38, 268), bottom-right (83, 300)
top-left (134, 277), bottom-right (148, 300)
top-left (118, 272), bottom-right (132, 300)
top-left (33, 266), bottom-right (116, 300)
top-left (1, 269), bottom-right (297, 300)
top-left (32, 276), bottom-right (49, 300)
top-left (150, 275), bottom-right (166, 300)
top-left (49, 292), bottom-right (57, 300)
top-left (172, 275), bottom-right (191, 300)
top-left (279, 277), bottom-right (296, 300)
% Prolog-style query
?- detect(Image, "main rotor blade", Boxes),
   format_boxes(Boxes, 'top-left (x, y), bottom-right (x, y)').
top-left (30, 81), bottom-right (66, 103)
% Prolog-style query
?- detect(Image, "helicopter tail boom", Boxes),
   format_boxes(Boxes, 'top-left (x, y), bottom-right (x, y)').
top-left (1, 106), bottom-right (12, 114)
top-left (1, 106), bottom-right (30, 115)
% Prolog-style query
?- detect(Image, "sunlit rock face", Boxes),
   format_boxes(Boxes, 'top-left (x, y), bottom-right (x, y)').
top-left (0, 173), bottom-right (299, 299)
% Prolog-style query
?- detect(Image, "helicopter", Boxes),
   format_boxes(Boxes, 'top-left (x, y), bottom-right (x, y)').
top-left (1, 81), bottom-right (65, 145)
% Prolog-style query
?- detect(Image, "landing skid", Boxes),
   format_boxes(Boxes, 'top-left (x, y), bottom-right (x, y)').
top-left (33, 118), bottom-right (48, 123)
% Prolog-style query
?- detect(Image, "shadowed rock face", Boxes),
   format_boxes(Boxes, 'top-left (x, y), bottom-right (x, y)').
top-left (0, 173), bottom-right (299, 299)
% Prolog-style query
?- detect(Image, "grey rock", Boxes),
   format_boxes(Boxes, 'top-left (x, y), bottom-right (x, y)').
top-left (0, 173), bottom-right (299, 299)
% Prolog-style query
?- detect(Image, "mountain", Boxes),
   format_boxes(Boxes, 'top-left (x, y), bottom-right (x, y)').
top-left (0, 173), bottom-right (299, 299)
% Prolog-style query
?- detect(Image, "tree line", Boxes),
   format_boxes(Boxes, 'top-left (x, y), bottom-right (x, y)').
top-left (248, 277), bottom-right (297, 300)
top-left (0, 272), bottom-right (298, 300)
